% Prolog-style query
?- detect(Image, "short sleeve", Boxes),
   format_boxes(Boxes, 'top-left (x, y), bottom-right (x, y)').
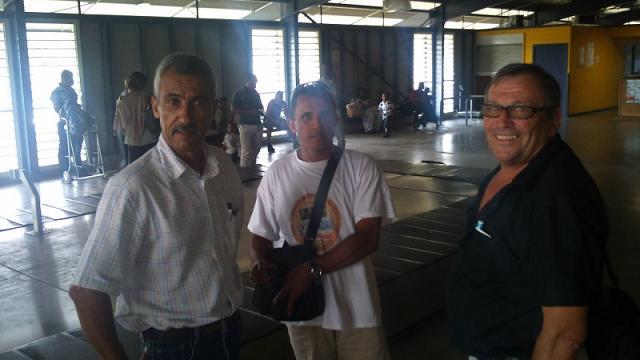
top-left (247, 170), bottom-right (279, 241)
top-left (353, 155), bottom-right (397, 223)
top-left (71, 183), bottom-right (142, 295)
top-left (537, 190), bottom-right (606, 306)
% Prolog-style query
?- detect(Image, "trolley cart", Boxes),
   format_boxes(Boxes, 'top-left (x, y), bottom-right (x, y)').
top-left (61, 114), bottom-right (105, 184)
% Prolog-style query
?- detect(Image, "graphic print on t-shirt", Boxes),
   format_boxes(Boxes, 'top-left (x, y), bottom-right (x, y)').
top-left (290, 193), bottom-right (341, 254)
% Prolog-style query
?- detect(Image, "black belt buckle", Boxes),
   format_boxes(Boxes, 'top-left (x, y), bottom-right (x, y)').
top-left (142, 316), bottom-right (232, 342)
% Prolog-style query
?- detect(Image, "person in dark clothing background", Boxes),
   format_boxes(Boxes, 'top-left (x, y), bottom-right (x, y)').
top-left (50, 69), bottom-right (84, 176)
top-left (232, 73), bottom-right (263, 167)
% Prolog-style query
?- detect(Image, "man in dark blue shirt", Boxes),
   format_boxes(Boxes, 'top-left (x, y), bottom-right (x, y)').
top-left (448, 63), bottom-right (608, 360)
top-left (232, 74), bottom-right (263, 167)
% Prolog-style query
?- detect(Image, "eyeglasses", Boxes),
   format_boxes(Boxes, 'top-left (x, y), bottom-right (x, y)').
top-left (482, 104), bottom-right (548, 119)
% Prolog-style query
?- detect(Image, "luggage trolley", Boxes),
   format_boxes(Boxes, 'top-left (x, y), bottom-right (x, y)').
top-left (60, 109), bottom-right (105, 184)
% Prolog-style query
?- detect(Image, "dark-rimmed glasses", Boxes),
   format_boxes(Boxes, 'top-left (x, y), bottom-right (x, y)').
top-left (482, 104), bottom-right (548, 119)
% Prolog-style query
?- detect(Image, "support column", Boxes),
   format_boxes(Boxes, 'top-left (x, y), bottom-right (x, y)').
top-left (431, 6), bottom-right (444, 121)
top-left (283, 0), bottom-right (300, 98)
top-left (5, 0), bottom-right (39, 179)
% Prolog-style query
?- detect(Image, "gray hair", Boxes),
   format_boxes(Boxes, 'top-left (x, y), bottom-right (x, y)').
top-left (487, 63), bottom-right (560, 111)
top-left (153, 53), bottom-right (216, 97)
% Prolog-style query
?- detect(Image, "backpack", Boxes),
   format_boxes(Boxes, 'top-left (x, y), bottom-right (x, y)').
top-left (586, 254), bottom-right (640, 360)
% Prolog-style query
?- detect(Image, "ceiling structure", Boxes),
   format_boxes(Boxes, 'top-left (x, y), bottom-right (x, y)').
top-left (10, 0), bottom-right (640, 27)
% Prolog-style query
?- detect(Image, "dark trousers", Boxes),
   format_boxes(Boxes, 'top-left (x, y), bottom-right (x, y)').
top-left (57, 121), bottom-right (84, 175)
top-left (140, 313), bottom-right (241, 360)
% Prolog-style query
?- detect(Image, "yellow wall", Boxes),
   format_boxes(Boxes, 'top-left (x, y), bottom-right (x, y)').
top-left (569, 27), bottom-right (624, 114)
top-left (478, 26), bottom-right (571, 64)
top-left (477, 25), bottom-right (628, 115)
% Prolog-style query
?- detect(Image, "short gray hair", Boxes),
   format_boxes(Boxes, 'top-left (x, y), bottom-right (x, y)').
top-left (487, 63), bottom-right (560, 111)
top-left (153, 53), bottom-right (216, 97)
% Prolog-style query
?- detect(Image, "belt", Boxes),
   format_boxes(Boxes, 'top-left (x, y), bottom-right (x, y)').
top-left (142, 313), bottom-right (236, 343)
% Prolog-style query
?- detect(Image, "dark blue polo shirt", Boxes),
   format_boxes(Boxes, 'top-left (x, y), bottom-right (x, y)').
top-left (232, 86), bottom-right (262, 125)
top-left (447, 134), bottom-right (608, 358)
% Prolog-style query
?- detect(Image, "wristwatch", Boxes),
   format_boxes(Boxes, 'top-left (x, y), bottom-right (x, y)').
top-left (309, 261), bottom-right (323, 280)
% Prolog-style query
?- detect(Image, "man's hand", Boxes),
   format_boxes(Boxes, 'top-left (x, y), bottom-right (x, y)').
top-left (250, 259), bottom-right (277, 286)
top-left (274, 262), bottom-right (314, 316)
top-left (68, 286), bottom-right (128, 360)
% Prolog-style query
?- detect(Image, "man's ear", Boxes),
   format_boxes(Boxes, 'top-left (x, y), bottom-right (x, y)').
top-left (152, 96), bottom-right (160, 119)
top-left (288, 118), bottom-right (297, 134)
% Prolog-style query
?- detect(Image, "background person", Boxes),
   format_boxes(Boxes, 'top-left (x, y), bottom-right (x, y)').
top-left (232, 74), bottom-right (263, 167)
top-left (113, 71), bottom-right (159, 164)
top-left (264, 91), bottom-right (288, 153)
top-left (378, 92), bottom-right (393, 138)
top-left (50, 69), bottom-right (84, 176)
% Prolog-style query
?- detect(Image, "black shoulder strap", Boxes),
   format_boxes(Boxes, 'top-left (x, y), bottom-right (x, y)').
top-left (304, 146), bottom-right (344, 246)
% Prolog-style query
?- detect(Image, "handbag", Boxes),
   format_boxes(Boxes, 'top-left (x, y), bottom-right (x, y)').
top-left (252, 146), bottom-right (343, 322)
top-left (586, 252), bottom-right (640, 360)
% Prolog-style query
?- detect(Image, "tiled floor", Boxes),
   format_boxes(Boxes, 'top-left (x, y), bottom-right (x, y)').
top-left (0, 110), bottom-right (638, 359)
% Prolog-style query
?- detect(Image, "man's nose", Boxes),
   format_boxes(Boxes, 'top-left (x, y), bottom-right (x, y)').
top-left (494, 109), bottom-right (513, 127)
top-left (308, 114), bottom-right (322, 128)
top-left (177, 104), bottom-right (193, 123)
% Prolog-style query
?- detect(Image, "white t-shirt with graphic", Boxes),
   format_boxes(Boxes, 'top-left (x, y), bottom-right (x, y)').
top-left (248, 149), bottom-right (397, 330)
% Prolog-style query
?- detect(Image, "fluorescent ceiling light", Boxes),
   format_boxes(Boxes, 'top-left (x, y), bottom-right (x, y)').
top-left (353, 16), bottom-right (404, 26)
top-left (410, 1), bottom-right (439, 11)
top-left (625, 21), bottom-right (640, 25)
top-left (602, 6), bottom-right (630, 14)
top-left (82, 3), bottom-right (183, 17)
top-left (191, 7), bottom-right (252, 19)
top-left (445, 21), bottom-right (500, 30)
top-left (472, 7), bottom-right (533, 17)
top-left (25, 0), bottom-right (91, 13)
top-left (328, 0), bottom-right (383, 7)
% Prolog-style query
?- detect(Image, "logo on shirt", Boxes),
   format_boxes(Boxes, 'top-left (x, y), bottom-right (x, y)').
top-left (290, 193), bottom-right (341, 254)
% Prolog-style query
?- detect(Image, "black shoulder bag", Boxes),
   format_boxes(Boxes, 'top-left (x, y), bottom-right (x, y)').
top-left (252, 146), bottom-right (343, 322)
top-left (586, 252), bottom-right (640, 360)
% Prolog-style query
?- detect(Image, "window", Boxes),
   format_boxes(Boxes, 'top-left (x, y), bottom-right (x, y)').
top-left (413, 33), bottom-right (432, 91)
top-left (27, 22), bottom-right (83, 168)
top-left (298, 30), bottom-right (320, 84)
top-left (0, 23), bottom-right (19, 174)
top-left (252, 28), bottom-right (286, 109)
top-left (443, 33), bottom-right (454, 113)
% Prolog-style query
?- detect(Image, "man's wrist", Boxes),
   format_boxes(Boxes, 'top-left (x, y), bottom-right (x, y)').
top-left (308, 261), bottom-right (323, 279)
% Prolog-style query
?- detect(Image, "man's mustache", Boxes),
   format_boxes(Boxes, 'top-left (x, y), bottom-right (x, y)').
top-left (171, 123), bottom-right (199, 136)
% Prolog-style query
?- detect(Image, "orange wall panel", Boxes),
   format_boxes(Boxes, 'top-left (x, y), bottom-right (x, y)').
top-left (569, 27), bottom-right (624, 114)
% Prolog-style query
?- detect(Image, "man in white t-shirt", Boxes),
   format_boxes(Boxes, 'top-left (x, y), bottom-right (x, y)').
top-left (248, 81), bottom-right (396, 360)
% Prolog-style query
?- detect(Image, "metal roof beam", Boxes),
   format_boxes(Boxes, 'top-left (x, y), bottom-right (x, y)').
top-left (441, 0), bottom-right (507, 20)
top-left (533, 0), bottom-right (629, 25)
top-left (599, 8), bottom-right (640, 26)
